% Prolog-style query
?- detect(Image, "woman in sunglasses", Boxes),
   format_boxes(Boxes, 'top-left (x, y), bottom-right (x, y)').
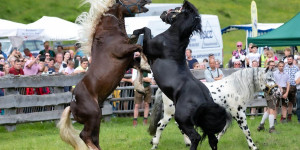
top-left (232, 41), bottom-right (247, 68)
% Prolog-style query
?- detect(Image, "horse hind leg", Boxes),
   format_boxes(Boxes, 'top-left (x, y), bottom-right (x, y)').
top-left (151, 94), bottom-right (175, 149)
top-left (208, 133), bottom-right (218, 150)
top-left (236, 110), bottom-right (258, 150)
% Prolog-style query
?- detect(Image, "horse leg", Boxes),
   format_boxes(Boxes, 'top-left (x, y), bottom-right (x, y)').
top-left (236, 110), bottom-right (258, 150)
top-left (151, 93), bottom-right (175, 149)
top-left (208, 133), bottom-right (218, 150)
top-left (175, 108), bottom-right (201, 150)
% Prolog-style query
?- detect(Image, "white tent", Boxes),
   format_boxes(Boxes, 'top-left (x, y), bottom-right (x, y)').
top-left (26, 16), bottom-right (82, 41)
top-left (0, 19), bottom-right (27, 37)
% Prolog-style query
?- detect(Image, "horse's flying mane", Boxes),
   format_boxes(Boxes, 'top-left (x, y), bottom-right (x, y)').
top-left (76, 0), bottom-right (116, 53)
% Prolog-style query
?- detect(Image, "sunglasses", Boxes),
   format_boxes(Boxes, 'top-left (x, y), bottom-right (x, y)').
top-left (237, 45), bottom-right (242, 47)
top-left (234, 63), bottom-right (241, 65)
top-left (45, 55), bottom-right (50, 56)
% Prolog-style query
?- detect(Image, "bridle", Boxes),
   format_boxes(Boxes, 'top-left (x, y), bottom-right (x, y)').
top-left (118, 0), bottom-right (142, 16)
top-left (264, 84), bottom-right (278, 95)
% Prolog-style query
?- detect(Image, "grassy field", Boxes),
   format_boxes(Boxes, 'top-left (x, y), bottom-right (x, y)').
top-left (0, 0), bottom-right (300, 65)
top-left (0, 116), bottom-right (299, 150)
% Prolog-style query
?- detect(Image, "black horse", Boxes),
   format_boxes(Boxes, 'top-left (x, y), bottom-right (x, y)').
top-left (132, 1), bottom-right (231, 150)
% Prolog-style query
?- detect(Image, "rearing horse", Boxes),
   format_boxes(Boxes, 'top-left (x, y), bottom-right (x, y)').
top-left (58, 0), bottom-right (151, 150)
top-left (132, 1), bottom-right (231, 150)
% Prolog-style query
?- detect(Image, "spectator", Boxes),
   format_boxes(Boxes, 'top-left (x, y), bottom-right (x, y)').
top-left (273, 61), bottom-right (290, 123)
top-left (257, 61), bottom-right (277, 133)
top-left (39, 41), bottom-right (55, 57)
top-left (0, 54), bottom-right (4, 72)
top-left (232, 41), bottom-right (246, 67)
top-left (74, 55), bottom-right (82, 69)
top-left (38, 61), bottom-right (46, 75)
top-left (259, 46), bottom-right (269, 67)
top-left (23, 50), bottom-right (40, 75)
top-left (251, 60), bottom-right (259, 68)
top-left (284, 55), bottom-right (299, 122)
top-left (55, 53), bottom-right (63, 67)
top-left (74, 58), bottom-right (89, 74)
top-left (44, 52), bottom-right (51, 65)
top-left (215, 59), bottom-right (221, 69)
top-left (247, 43), bottom-right (253, 53)
top-left (208, 53), bottom-right (215, 60)
top-left (7, 48), bottom-right (22, 64)
top-left (59, 51), bottom-right (71, 72)
top-left (282, 47), bottom-right (300, 63)
top-left (8, 59), bottom-right (24, 75)
top-left (203, 58), bottom-right (209, 68)
top-left (56, 45), bottom-right (64, 54)
top-left (69, 50), bottom-right (75, 61)
top-left (186, 49), bottom-right (198, 69)
top-left (64, 60), bottom-right (75, 75)
top-left (204, 59), bottom-right (223, 82)
top-left (0, 42), bottom-right (8, 60)
top-left (132, 68), bottom-right (153, 127)
top-left (265, 50), bottom-right (278, 67)
top-left (47, 58), bottom-right (56, 74)
top-left (192, 62), bottom-right (201, 69)
top-left (3, 63), bottom-right (10, 75)
top-left (246, 44), bottom-right (260, 67)
top-left (74, 43), bottom-right (85, 57)
top-left (295, 68), bottom-right (300, 124)
top-left (233, 60), bottom-right (242, 68)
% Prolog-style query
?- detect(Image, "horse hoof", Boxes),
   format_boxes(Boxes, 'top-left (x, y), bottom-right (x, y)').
top-left (186, 144), bottom-right (191, 147)
top-left (150, 140), bottom-right (153, 145)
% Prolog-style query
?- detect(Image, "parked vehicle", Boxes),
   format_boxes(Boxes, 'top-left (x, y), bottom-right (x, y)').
top-left (0, 38), bottom-right (44, 57)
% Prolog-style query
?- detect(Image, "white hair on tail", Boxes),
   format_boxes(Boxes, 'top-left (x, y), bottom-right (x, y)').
top-left (75, 0), bottom-right (116, 53)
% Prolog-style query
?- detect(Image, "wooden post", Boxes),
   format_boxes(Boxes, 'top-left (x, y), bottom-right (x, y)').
top-left (4, 88), bottom-right (17, 131)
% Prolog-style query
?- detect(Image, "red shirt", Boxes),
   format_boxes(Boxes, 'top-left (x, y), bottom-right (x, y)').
top-left (9, 67), bottom-right (24, 75)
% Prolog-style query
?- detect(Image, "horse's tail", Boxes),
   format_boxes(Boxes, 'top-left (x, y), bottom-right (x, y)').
top-left (192, 103), bottom-right (232, 143)
top-left (148, 88), bottom-right (164, 136)
top-left (57, 106), bottom-right (89, 150)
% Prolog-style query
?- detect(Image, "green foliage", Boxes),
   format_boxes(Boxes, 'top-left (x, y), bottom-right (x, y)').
top-left (0, 0), bottom-right (299, 65)
top-left (0, 116), bottom-right (299, 149)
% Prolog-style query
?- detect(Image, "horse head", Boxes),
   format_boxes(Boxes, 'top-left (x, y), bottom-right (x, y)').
top-left (160, 1), bottom-right (202, 35)
top-left (255, 68), bottom-right (281, 98)
top-left (117, 0), bottom-right (151, 16)
top-left (264, 69), bottom-right (282, 99)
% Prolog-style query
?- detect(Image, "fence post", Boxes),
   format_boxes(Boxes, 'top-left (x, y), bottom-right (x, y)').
top-left (4, 88), bottom-right (18, 131)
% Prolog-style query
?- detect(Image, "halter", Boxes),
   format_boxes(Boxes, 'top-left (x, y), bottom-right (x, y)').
top-left (264, 84), bottom-right (278, 95)
top-left (118, 0), bottom-right (141, 16)
top-left (103, 13), bottom-right (124, 25)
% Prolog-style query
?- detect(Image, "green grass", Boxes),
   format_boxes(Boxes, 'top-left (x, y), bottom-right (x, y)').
top-left (0, 0), bottom-right (300, 65)
top-left (0, 116), bottom-right (299, 150)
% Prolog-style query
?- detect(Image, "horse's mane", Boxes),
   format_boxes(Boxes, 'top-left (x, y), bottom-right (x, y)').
top-left (222, 68), bottom-right (258, 100)
top-left (76, 0), bottom-right (116, 53)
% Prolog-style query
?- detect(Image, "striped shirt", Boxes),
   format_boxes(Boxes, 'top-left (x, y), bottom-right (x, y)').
top-left (284, 64), bottom-right (299, 86)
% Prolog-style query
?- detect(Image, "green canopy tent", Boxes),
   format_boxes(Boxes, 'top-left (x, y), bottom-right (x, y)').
top-left (248, 12), bottom-right (300, 47)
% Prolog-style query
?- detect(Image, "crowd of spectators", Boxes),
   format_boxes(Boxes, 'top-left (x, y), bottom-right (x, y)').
top-left (187, 42), bottom-right (300, 132)
top-left (0, 41), bottom-right (89, 95)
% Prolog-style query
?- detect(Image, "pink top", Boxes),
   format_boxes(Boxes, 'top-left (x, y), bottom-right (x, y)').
top-left (0, 71), bottom-right (4, 76)
top-left (64, 67), bottom-right (74, 75)
top-left (23, 60), bottom-right (39, 75)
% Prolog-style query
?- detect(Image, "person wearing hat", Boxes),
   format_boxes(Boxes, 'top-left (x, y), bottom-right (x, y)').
top-left (246, 44), bottom-right (260, 67)
top-left (0, 42), bottom-right (8, 60)
top-left (39, 41), bottom-right (56, 58)
top-left (232, 41), bottom-right (246, 67)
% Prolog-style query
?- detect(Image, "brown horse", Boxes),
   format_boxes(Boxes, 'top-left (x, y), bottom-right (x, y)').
top-left (58, 0), bottom-right (151, 150)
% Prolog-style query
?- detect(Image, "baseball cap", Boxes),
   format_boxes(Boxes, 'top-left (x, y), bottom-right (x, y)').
top-left (236, 41), bottom-right (243, 46)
